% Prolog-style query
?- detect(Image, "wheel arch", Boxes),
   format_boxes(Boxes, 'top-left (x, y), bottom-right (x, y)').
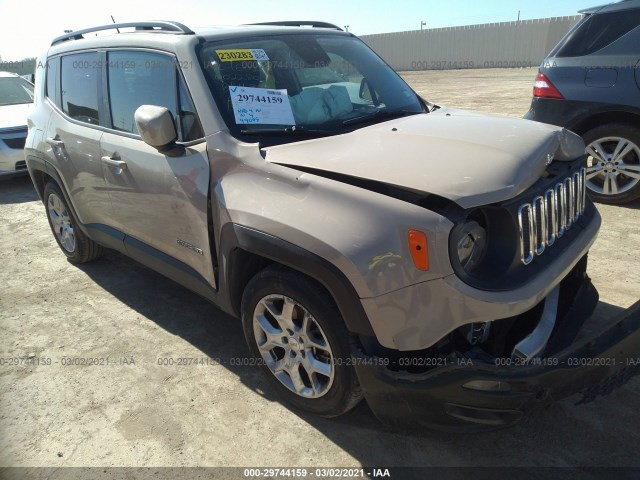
top-left (219, 223), bottom-right (375, 338)
top-left (570, 110), bottom-right (640, 136)
top-left (26, 155), bottom-right (92, 238)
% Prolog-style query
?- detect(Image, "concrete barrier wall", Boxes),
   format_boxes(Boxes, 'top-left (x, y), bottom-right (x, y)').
top-left (360, 16), bottom-right (581, 71)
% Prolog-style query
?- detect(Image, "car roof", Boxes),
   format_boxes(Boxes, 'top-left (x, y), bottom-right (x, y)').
top-left (579, 0), bottom-right (640, 15)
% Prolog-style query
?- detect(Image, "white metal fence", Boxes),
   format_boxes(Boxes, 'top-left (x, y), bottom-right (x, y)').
top-left (360, 16), bottom-right (581, 71)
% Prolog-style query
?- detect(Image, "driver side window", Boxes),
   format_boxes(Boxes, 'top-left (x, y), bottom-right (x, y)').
top-left (106, 50), bottom-right (204, 141)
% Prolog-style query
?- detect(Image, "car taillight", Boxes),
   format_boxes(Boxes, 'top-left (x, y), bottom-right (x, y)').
top-left (533, 72), bottom-right (564, 99)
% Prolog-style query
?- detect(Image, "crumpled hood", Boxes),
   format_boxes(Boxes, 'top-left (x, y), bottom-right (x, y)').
top-left (262, 108), bottom-right (585, 209)
top-left (0, 103), bottom-right (32, 130)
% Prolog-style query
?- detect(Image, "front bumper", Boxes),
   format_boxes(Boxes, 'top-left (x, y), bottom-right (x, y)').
top-left (0, 130), bottom-right (28, 178)
top-left (354, 299), bottom-right (640, 432)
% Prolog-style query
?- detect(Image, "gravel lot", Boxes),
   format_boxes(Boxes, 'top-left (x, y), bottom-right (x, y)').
top-left (1, 68), bottom-right (639, 473)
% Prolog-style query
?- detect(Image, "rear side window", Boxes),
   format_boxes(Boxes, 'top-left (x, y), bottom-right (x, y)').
top-left (555, 9), bottom-right (640, 57)
top-left (61, 53), bottom-right (101, 124)
top-left (106, 50), bottom-right (203, 141)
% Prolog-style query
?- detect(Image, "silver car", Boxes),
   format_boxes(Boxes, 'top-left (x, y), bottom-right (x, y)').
top-left (0, 71), bottom-right (33, 177)
top-left (25, 21), bottom-right (640, 431)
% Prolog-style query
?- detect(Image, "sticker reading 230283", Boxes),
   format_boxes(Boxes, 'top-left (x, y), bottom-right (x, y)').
top-left (229, 86), bottom-right (295, 125)
top-left (216, 49), bottom-right (269, 62)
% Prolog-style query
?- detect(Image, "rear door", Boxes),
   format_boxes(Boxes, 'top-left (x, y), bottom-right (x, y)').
top-left (99, 49), bottom-right (215, 287)
top-left (44, 52), bottom-right (110, 226)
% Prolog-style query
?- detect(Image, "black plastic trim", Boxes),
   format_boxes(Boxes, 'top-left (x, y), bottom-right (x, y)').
top-left (218, 223), bottom-right (375, 337)
top-left (246, 21), bottom-right (343, 30)
top-left (51, 21), bottom-right (195, 46)
top-left (84, 224), bottom-right (126, 253)
top-left (123, 235), bottom-right (217, 301)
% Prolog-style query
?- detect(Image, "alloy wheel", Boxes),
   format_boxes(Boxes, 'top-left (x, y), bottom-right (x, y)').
top-left (252, 294), bottom-right (335, 398)
top-left (585, 136), bottom-right (640, 196)
top-left (48, 193), bottom-right (76, 253)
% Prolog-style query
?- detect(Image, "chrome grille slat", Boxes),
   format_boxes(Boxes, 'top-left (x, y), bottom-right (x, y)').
top-left (544, 189), bottom-right (556, 246)
top-left (518, 170), bottom-right (587, 265)
top-left (564, 177), bottom-right (574, 229)
top-left (580, 167), bottom-right (586, 215)
top-left (518, 204), bottom-right (535, 265)
top-left (533, 196), bottom-right (546, 255)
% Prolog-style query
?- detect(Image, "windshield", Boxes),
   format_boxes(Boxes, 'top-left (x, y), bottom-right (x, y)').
top-left (0, 76), bottom-right (34, 106)
top-left (198, 33), bottom-right (425, 142)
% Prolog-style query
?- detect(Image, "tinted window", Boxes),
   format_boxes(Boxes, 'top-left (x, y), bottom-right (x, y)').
top-left (61, 53), bottom-right (100, 124)
top-left (46, 57), bottom-right (61, 108)
top-left (107, 51), bottom-right (177, 135)
top-left (556, 10), bottom-right (640, 57)
top-left (0, 76), bottom-right (34, 106)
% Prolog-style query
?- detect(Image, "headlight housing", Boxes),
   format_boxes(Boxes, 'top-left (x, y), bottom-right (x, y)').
top-left (454, 220), bottom-right (487, 271)
top-left (448, 207), bottom-right (518, 286)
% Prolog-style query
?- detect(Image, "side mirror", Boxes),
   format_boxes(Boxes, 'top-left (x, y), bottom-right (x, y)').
top-left (134, 105), bottom-right (184, 157)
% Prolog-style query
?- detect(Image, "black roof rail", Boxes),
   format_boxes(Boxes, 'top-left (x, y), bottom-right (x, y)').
top-left (246, 21), bottom-right (343, 31)
top-left (51, 21), bottom-right (194, 46)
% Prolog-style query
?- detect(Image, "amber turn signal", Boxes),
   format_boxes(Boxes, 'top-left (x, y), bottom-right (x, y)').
top-left (408, 230), bottom-right (429, 271)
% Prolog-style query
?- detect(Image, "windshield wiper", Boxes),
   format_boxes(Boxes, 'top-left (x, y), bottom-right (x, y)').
top-left (240, 126), bottom-right (336, 136)
top-left (342, 109), bottom-right (420, 127)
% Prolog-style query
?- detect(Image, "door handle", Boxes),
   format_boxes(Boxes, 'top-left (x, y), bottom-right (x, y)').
top-left (46, 136), bottom-right (65, 148)
top-left (101, 155), bottom-right (128, 171)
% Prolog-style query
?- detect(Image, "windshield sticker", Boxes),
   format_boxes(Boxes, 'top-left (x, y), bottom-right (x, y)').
top-left (229, 86), bottom-right (295, 125)
top-left (216, 49), bottom-right (269, 62)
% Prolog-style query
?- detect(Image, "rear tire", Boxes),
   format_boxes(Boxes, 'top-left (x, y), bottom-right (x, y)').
top-left (43, 181), bottom-right (103, 263)
top-left (582, 124), bottom-right (640, 205)
top-left (240, 265), bottom-right (363, 417)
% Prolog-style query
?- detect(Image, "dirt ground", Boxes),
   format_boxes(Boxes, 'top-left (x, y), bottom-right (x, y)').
top-left (1, 68), bottom-right (639, 473)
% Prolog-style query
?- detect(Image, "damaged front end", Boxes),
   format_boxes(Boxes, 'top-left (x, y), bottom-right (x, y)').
top-left (353, 260), bottom-right (640, 431)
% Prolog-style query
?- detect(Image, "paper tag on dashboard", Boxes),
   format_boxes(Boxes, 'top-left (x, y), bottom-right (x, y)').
top-left (216, 49), bottom-right (269, 62)
top-left (229, 86), bottom-right (295, 125)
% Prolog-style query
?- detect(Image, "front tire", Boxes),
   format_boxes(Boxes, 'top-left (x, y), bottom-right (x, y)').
top-left (241, 266), bottom-right (363, 417)
top-left (43, 181), bottom-right (103, 263)
top-left (583, 124), bottom-right (640, 205)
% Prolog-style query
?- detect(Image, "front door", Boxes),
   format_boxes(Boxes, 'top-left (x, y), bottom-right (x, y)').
top-left (99, 49), bottom-right (214, 288)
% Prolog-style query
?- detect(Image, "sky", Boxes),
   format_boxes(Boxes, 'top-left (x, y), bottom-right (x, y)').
top-left (0, 0), bottom-right (596, 61)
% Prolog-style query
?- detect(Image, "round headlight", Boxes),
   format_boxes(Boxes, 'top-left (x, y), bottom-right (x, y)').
top-left (455, 220), bottom-right (487, 271)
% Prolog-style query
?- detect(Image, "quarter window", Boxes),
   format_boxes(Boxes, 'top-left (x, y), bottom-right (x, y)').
top-left (46, 57), bottom-right (61, 108)
top-left (61, 53), bottom-right (101, 124)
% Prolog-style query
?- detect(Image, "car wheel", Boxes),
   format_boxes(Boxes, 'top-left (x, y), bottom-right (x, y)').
top-left (583, 124), bottom-right (640, 205)
top-left (241, 266), bottom-right (363, 417)
top-left (43, 181), bottom-right (103, 263)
